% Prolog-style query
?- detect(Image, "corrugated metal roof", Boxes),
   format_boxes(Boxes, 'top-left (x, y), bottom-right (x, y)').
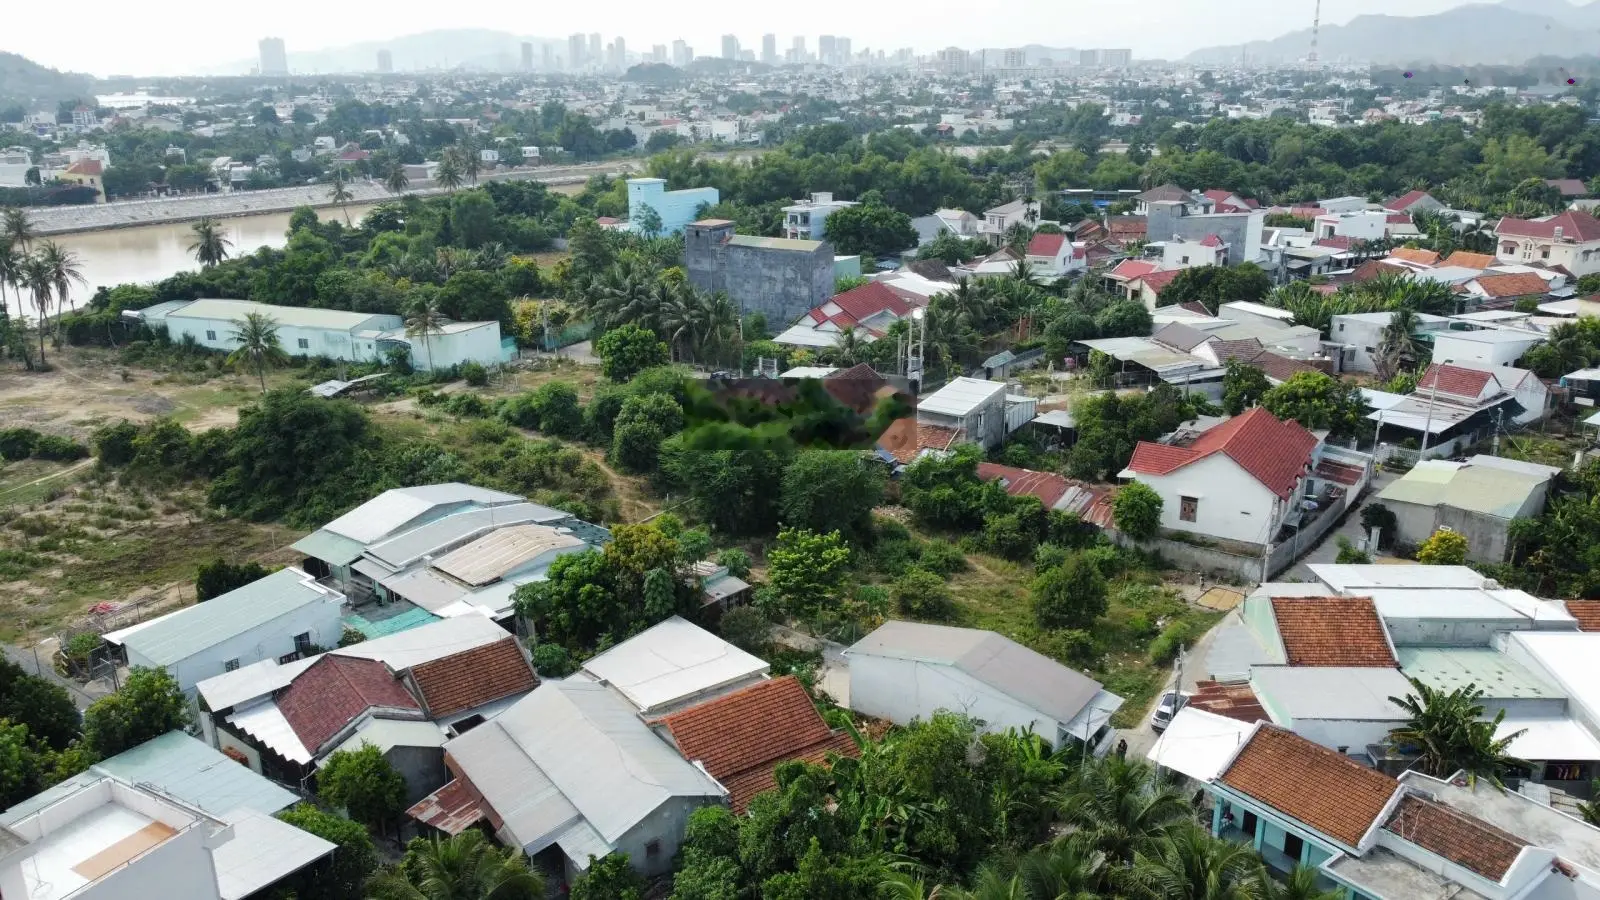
top-left (363, 502), bottom-right (571, 569)
top-left (581, 616), bottom-right (769, 714)
top-left (918, 377), bottom-right (1008, 417)
top-left (214, 807), bottom-right (336, 900)
top-left (323, 483), bottom-right (523, 544)
top-left (107, 568), bottom-right (339, 667)
top-left (342, 606), bottom-right (439, 639)
top-left (0, 731), bottom-right (299, 826)
top-left (447, 718), bottom-right (582, 853)
top-left (320, 718), bottom-right (447, 765)
top-left (290, 529), bottom-right (366, 566)
top-left (848, 620), bottom-right (1108, 726)
top-left (383, 568), bottom-right (470, 612)
top-left (228, 700), bottom-right (314, 765)
top-left (169, 298), bottom-right (397, 332)
top-left (334, 612), bottom-right (508, 671)
top-left (1250, 665), bottom-right (1412, 721)
top-left (1310, 564), bottom-right (1486, 592)
top-left (1397, 647), bottom-right (1561, 700)
top-left (1377, 460), bottom-right (1549, 519)
top-left (431, 525), bottom-right (585, 587)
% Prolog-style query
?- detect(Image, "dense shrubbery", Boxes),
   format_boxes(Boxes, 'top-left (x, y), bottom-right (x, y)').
top-left (0, 428), bottom-right (88, 462)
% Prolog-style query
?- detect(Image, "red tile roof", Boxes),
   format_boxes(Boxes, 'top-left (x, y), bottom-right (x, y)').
top-left (1388, 247), bottom-right (1440, 267)
top-left (1108, 259), bottom-right (1159, 281)
top-left (1220, 725), bottom-right (1399, 848)
top-left (877, 417), bottom-right (962, 464)
top-left (1385, 190), bottom-right (1435, 212)
top-left (660, 676), bottom-right (858, 813)
top-left (1133, 268), bottom-right (1181, 294)
top-left (1440, 251), bottom-right (1494, 270)
top-left (1107, 217), bottom-right (1147, 239)
top-left (1125, 407), bottom-right (1319, 498)
top-left (1271, 597), bottom-right (1396, 667)
top-left (826, 363), bottom-right (883, 381)
top-left (1027, 233), bottom-right (1067, 257)
top-left (1565, 600), bottom-right (1600, 631)
top-left (829, 282), bottom-right (914, 322)
top-left (1386, 213), bottom-right (1413, 226)
top-left (1384, 795), bottom-right (1529, 881)
top-left (1418, 363), bottom-right (1494, 400)
top-left (1315, 235), bottom-right (1358, 251)
top-left (1471, 272), bottom-right (1549, 299)
top-left (976, 462), bottom-right (1070, 508)
top-left (1546, 178), bottom-right (1589, 198)
top-left (278, 655), bottom-right (420, 753)
top-left (1496, 210), bottom-right (1600, 243)
top-left (1350, 259), bottom-right (1407, 282)
top-left (1315, 458), bottom-right (1366, 486)
top-left (408, 637), bottom-right (537, 718)
top-left (64, 159), bottom-right (103, 177)
top-left (1199, 233), bottom-right (1224, 248)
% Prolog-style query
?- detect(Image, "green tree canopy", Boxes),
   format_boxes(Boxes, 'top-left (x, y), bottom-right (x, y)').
top-left (82, 667), bottom-right (188, 758)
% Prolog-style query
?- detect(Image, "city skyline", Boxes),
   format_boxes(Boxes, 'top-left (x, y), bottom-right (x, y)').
top-left (8, 0), bottom-right (1482, 77)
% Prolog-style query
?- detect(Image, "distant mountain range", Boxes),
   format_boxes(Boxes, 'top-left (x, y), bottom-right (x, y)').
top-left (0, 51), bottom-right (94, 108)
top-left (1186, 1), bottom-right (1600, 66)
top-left (209, 29), bottom-right (566, 75)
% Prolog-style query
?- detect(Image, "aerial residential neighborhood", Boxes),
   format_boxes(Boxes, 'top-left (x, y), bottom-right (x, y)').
top-left (9, 3), bottom-right (1600, 898)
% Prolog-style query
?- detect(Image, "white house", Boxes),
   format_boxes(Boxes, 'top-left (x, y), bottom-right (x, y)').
top-left (1495, 210), bottom-right (1600, 277)
top-left (978, 199), bottom-right (1039, 245)
top-left (1432, 328), bottom-right (1546, 368)
top-left (916, 377), bottom-right (1012, 450)
top-left (1313, 210), bottom-right (1392, 242)
top-left (910, 208), bottom-right (980, 246)
top-left (1023, 232), bottom-right (1086, 277)
top-left (1120, 407), bottom-right (1320, 547)
top-left (130, 298), bottom-right (504, 372)
top-left (782, 192), bottom-right (857, 241)
top-left (846, 620), bottom-right (1124, 753)
top-left (103, 567), bottom-right (344, 695)
top-left (1329, 311), bottom-right (1453, 373)
top-left (1161, 234), bottom-right (1228, 269)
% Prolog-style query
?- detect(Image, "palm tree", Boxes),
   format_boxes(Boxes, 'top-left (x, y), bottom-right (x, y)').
top-left (36, 241), bottom-right (84, 328)
top-left (188, 217), bottom-right (233, 268)
top-left (1016, 836), bottom-right (1106, 900)
top-left (367, 831), bottom-right (543, 900)
top-left (226, 312), bottom-right (288, 393)
top-left (384, 162), bottom-right (410, 196)
top-left (1374, 307), bottom-right (1422, 380)
top-left (1127, 823), bottom-right (1267, 900)
top-left (0, 241), bottom-right (21, 322)
top-left (945, 862), bottom-right (1028, 900)
top-left (1055, 755), bottom-right (1189, 865)
top-left (1259, 864), bottom-right (1344, 900)
top-left (460, 140), bottom-right (482, 184)
top-left (328, 169), bottom-right (354, 225)
top-left (19, 254), bottom-right (52, 365)
top-left (2, 208), bottom-right (35, 252)
top-left (1387, 676), bottom-right (1527, 790)
top-left (435, 151), bottom-right (464, 193)
top-left (405, 295), bottom-right (447, 372)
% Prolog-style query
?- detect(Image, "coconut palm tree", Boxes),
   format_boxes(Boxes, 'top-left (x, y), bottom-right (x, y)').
top-left (1259, 864), bottom-right (1344, 900)
top-left (2, 207), bottom-right (35, 252)
top-left (1374, 307), bottom-right (1423, 380)
top-left (1387, 676), bottom-right (1527, 790)
top-left (460, 140), bottom-right (482, 184)
top-left (367, 831), bottom-right (543, 900)
top-left (435, 151), bottom-right (464, 193)
top-left (384, 162), bottom-right (410, 196)
top-left (36, 241), bottom-right (84, 328)
top-left (1055, 755), bottom-right (1189, 866)
top-left (405, 295), bottom-right (447, 372)
top-left (1127, 823), bottom-right (1267, 900)
top-left (1016, 836), bottom-right (1106, 900)
top-left (188, 217), bottom-right (233, 268)
top-left (18, 254), bottom-right (53, 365)
top-left (226, 312), bottom-right (288, 393)
top-left (0, 241), bottom-right (21, 322)
top-left (328, 169), bottom-right (354, 225)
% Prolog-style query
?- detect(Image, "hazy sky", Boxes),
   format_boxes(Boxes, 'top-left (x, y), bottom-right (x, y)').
top-left (9, 0), bottom-right (1482, 77)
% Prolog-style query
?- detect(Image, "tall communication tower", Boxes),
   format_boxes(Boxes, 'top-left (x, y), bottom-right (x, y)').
top-left (1309, 0), bottom-right (1322, 65)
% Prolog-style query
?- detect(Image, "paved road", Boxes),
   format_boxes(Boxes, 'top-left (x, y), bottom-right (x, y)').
top-left (1116, 606), bottom-right (1238, 762)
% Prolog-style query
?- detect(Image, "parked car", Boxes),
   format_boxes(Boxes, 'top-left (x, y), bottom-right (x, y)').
top-left (1150, 690), bottom-right (1190, 732)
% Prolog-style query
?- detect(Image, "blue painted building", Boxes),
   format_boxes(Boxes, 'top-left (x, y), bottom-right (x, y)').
top-left (627, 177), bottom-right (719, 236)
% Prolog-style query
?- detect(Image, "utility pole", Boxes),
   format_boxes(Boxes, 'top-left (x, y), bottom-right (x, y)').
top-left (1418, 359), bottom-right (1453, 458)
top-left (1492, 407), bottom-right (1504, 457)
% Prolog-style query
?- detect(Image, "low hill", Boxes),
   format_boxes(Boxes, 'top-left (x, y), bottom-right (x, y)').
top-left (0, 52), bottom-right (95, 110)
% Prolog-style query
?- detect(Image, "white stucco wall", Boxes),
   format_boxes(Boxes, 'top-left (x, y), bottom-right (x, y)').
top-left (1288, 718), bottom-right (1403, 755)
top-left (1134, 454), bottom-right (1287, 546)
top-left (1431, 334), bottom-right (1542, 368)
top-left (848, 653), bottom-right (1064, 748)
top-left (408, 323), bottom-right (505, 371)
top-left (129, 596), bottom-right (344, 694)
top-left (165, 314), bottom-right (400, 364)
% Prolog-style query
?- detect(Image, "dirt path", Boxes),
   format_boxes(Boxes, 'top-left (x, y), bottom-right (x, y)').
top-left (0, 459), bottom-right (92, 500)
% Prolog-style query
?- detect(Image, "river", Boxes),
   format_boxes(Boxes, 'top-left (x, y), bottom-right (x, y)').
top-left (10, 202), bottom-right (384, 317)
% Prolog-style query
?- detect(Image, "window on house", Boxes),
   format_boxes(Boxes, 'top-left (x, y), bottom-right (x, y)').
top-left (205, 330), bottom-right (216, 341)
top-left (1337, 323), bottom-right (1345, 332)
top-left (1181, 255), bottom-right (1190, 264)
top-left (293, 632), bottom-right (312, 653)
top-left (224, 658), bottom-right (239, 672)
top-left (1282, 832), bottom-right (1304, 862)
top-left (1241, 811), bottom-right (1259, 837)
top-left (645, 839), bottom-right (662, 859)
top-left (1542, 249), bottom-right (1551, 260)
top-left (1180, 496), bottom-right (1198, 522)
top-left (450, 714), bottom-right (486, 736)
top-left (278, 652), bottom-right (299, 664)
top-left (297, 338), bottom-right (309, 349)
